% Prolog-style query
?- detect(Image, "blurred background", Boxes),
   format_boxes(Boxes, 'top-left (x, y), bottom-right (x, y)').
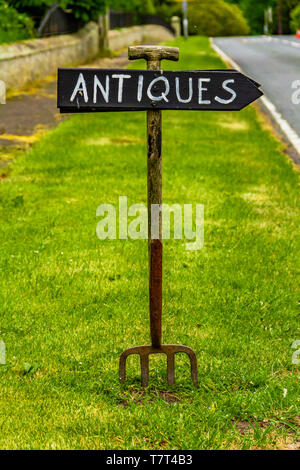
top-left (1, 0), bottom-right (300, 45)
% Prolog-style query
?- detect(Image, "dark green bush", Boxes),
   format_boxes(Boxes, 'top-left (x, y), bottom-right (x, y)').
top-left (9, 1), bottom-right (107, 24)
top-left (8, 0), bottom-right (158, 24)
top-left (188, 0), bottom-right (250, 37)
top-left (7, 0), bottom-right (174, 28)
top-left (111, 0), bottom-right (156, 14)
top-left (63, 1), bottom-right (105, 23)
top-left (8, 0), bottom-right (53, 17)
top-left (154, 0), bottom-right (181, 22)
top-left (0, 0), bottom-right (34, 44)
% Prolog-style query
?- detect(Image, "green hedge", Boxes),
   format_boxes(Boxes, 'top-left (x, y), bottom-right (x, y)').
top-left (188, 0), bottom-right (250, 37)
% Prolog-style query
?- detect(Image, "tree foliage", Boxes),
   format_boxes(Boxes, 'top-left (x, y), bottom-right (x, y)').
top-left (188, 0), bottom-right (250, 37)
top-left (8, 1), bottom-right (107, 23)
top-left (8, 0), bottom-right (159, 22)
top-left (10, 0), bottom-right (299, 36)
top-left (0, 0), bottom-right (34, 43)
top-left (290, 3), bottom-right (300, 32)
top-left (154, 0), bottom-right (181, 21)
top-left (226, 0), bottom-right (299, 34)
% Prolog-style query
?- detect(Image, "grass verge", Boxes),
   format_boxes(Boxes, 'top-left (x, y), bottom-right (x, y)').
top-left (0, 37), bottom-right (299, 450)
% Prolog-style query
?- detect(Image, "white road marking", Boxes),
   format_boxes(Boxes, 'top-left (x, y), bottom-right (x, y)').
top-left (211, 39), bottom-right (300, 155)
top-left (241, 35), bottom-right (300, 48)
top-left (269, 36), bottom-right (300, 48)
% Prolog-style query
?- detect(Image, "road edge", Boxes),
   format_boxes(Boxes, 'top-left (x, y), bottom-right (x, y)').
top-left (210, 38), bottom-right (300, 166)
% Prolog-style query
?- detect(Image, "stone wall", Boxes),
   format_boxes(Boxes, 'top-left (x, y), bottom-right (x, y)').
top-left (0, 23), bottom-right (174, 91)
top-left (0, 23), bottom-right (99, 91)
top-left (108, 24), bottom-right (174, 52)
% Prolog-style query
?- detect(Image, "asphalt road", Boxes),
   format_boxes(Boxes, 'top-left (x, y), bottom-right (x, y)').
top-left (213, 35), bottom-right (300, 139)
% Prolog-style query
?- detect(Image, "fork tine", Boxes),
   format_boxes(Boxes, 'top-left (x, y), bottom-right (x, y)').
top-left (185, 349), bottom-right (198, 388)
top-left (167, 353), bottom-right (175, 386)
top-left (119, 344), bottom-right (198, 387)
top-left (140, 354), bottom-right (149, 387)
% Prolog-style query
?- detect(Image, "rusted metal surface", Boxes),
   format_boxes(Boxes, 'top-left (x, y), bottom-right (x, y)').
top-left (119, 45), bottom-right (198, 388)
top-left (119, 345), bottom-right (198, 388)
top-left (149, 239), bottom-right (162, 348)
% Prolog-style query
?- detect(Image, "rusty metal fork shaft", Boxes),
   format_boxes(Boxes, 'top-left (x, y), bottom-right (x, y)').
top-left (147, 55), bottom-right (163, 349)
top-left (148, 108), bottom-right (162, 348)
top-left (119, 45), bottom-right (198, 388)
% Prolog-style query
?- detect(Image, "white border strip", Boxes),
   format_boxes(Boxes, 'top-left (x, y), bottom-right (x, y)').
top-left (211, 39), bottom-right (300, 155)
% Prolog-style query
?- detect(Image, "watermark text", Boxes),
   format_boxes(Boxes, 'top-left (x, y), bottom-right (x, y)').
top-left (96, 196), bottom-right (204, 251)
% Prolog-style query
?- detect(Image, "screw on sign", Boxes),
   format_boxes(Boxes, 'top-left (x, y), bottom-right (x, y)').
top-left (57, 45), bottom-right (263, 387)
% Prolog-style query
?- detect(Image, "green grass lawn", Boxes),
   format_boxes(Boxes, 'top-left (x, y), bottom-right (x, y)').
top-left (0, 37), bottom-right (299, 450)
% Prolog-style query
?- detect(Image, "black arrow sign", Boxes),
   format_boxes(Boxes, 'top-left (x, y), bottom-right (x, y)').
top-left (57, 68), bottom-right (262, 113)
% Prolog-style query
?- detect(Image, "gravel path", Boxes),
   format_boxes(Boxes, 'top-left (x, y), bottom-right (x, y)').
top-left (0, 52), bottom-right (130, 166)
